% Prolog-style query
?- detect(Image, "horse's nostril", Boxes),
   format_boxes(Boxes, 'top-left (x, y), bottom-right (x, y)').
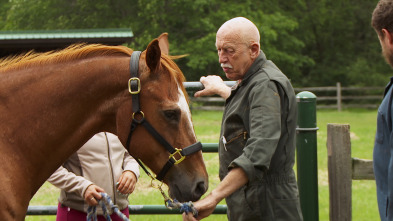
top-left (194, 181), bottom-right (207, 200)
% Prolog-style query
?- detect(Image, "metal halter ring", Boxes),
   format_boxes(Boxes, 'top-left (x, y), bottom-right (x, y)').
top-left (132, 111), bottom-right (144, 123)
top-left (169, 148), bottom-right (186, 165)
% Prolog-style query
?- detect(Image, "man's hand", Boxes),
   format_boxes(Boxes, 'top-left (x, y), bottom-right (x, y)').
top-left (84, 184), bottom-right (105, 206)
top-left (182, 193), bottom-right (219, 220)
top-left (182, 167), bottom-right (249, 220)
top-left (194, 75), bottom-right (231, 99)
top-left (117, 171), bottom-right (138, 195)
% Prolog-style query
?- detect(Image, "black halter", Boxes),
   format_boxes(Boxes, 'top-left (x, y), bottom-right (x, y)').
top-left (125, 51), bottom-right (203, 181)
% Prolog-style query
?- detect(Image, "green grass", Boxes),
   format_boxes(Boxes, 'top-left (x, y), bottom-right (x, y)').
top-left (316, 109), bottom-right (379, 221)
top-left (26, 109), bottom-right (379, 221)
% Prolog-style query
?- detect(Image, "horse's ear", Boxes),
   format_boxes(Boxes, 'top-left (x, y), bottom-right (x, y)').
top-left (157, 33), bottom-right (169, 55)
top-left (146, 39), bottom-right (161, 73)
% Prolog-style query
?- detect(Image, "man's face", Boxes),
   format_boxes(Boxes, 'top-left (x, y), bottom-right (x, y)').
top-left (379, 34), bottom-right (393, 67)
top-left (215, 33), bottom-right (253, 81)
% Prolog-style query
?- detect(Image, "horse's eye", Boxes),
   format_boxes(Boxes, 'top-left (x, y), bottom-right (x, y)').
top-left (163, 109), bottom-right (180, 122)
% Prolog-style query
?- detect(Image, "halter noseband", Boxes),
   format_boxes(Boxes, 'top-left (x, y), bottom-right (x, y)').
top-left (125, 51), bottom-right (203, 181)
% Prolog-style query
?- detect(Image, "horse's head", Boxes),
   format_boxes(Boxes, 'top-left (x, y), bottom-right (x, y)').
top-left (117, 34), bottom-right (208, 202)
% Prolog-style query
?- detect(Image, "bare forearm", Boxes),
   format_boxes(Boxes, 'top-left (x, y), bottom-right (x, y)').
top-left (210, 167), bottom-right (248, 203)
top-left (215, 85), bottom-right (231, 99)
top-left (182, 167), bottom-right (249, 220)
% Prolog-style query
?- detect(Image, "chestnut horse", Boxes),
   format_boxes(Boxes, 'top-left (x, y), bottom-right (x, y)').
top-left (0, 34), bottom-right (208, 220)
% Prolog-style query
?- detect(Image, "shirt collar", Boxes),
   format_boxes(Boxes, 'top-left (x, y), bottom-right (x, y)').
top-left (237, 50), bottom-right (266, 88)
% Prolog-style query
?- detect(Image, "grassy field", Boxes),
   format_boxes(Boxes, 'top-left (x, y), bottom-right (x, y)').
top-left (26, 109), bottom-right (379, 221)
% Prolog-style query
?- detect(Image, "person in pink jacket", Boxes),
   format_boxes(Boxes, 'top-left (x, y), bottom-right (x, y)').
top-left (48, 132), bottom-right (140, 221)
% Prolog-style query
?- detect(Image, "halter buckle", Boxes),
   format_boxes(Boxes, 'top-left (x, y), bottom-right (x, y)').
top-left (128, 77), bottom-right (141, 94)
top-left (169, 148), bottom-right (186, 165)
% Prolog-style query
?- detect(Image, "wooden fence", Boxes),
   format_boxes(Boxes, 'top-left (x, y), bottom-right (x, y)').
top-left (190, 82), bottom-right (384, 111)
top-left (327, 123), bottom-right (374, 221)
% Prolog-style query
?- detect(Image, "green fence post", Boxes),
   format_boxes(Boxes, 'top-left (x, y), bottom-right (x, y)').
top-left (296, 91), bottom-right (319, 221)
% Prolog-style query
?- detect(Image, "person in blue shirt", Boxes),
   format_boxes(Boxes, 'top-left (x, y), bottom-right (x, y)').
top-left (372, 1), bottom-right (393, 220)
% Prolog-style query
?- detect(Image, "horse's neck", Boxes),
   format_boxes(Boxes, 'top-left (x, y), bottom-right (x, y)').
top-left (0, 55), bottom-right (131, 195)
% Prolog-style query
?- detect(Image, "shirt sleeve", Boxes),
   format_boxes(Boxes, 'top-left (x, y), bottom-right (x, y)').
top-left (230, 81), bottom-right (281, 182)
top-left (47, 166), bottom-right (93, 198)
top-left (122, 151), bottom-right (140, 180)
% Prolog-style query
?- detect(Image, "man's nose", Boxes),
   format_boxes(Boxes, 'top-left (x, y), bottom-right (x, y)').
top-left (218, 52), bottom-right (227, 63)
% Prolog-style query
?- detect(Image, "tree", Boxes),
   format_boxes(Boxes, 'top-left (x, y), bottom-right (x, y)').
top-left (281, 0), bottom-right (390, 86)
top-left (0, 0), bottom-right (11, 29)
top-left (2, 0), bottom-right (130, 30)
top-left (0, 0), bottom-right (305, 82)
top-left (1, 0), bottom-right (387, 86)
top-left (128, 0), bottom-right (306, 81)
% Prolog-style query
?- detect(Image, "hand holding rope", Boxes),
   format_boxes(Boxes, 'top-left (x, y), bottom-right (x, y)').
top-left (87, 193), bottom-right (129, 221)
top-left (148, 173), bottom-right (198, 218)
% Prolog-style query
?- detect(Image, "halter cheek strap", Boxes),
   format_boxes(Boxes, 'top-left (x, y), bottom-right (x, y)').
top-left (125, 51), bottom-right (202, 181)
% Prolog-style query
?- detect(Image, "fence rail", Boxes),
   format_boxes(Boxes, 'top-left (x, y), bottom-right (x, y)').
top-left (190, 82), bottom-right (385, 111)
top-left (27, 205), bottom-right (228, 216)
top-left (296, 83), bottom-right (384, 111)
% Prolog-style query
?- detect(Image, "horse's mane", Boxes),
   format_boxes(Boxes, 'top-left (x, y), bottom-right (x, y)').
top-left (0, 43), bottom-right (189, 99)
top-left (161, 54), bottom-right (186, 83)
top-left (0, 43), bottom-right (134, 72)
top-left (161, 53), bottom-right (191, 103)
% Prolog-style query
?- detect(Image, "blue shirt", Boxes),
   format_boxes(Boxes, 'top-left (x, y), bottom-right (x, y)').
top-left (374, 77), bottom-right (393, 221)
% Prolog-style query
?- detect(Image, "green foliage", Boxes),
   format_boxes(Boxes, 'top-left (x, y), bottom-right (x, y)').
top-left (280, 0), bottom-right (390, 87)
top-left (0, 0), bottom-right (10, 29)
top-left (3, 0), bottom-right (131, 29)
top-left (0, 0), bottom-right (390, 85)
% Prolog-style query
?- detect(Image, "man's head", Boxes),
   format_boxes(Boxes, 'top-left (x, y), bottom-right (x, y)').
top-left (216, 17), bottom-right (260, 80)
top-left (372, 0), bottom-right (393, 66)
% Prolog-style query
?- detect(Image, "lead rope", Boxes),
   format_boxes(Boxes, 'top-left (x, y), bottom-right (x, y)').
top-left (167, 199), bottom-right (198, 217)
top-left (139, 159), bottom-right (199, 218)
top-left (86, 190), bottom-right (197, 221)
top-left (87, 193), bottom-right (130, 221)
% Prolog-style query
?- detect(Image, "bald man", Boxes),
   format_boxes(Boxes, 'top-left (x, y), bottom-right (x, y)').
top-left (183, 17), bottom-right (303, 221)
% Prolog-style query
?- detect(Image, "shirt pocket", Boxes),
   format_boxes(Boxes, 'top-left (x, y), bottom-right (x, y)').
top-left (219, 130), bottom-right (249, 180)
top-left (226, 184), bottom-right (265, 220)
top-left (222, 131), bottom-right (248, 154)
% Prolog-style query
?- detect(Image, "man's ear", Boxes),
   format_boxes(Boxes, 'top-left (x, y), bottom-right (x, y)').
top-left (250, 42), bottom-right (260, 59)
top-left (382, 28), bottom-right (393, 44)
